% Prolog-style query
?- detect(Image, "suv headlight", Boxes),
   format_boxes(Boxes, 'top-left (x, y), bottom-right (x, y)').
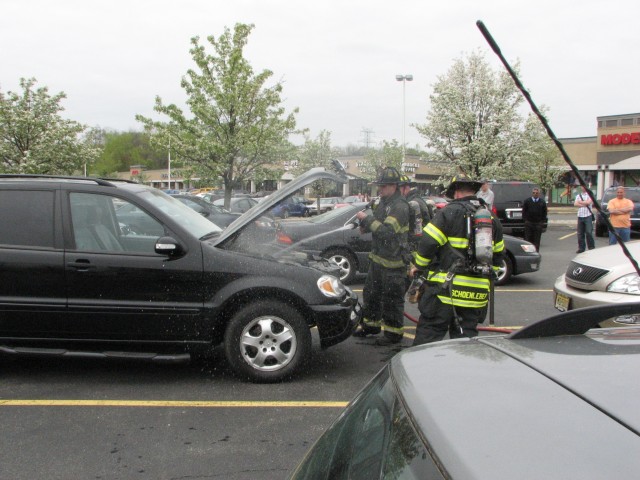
top-left (317, 275), bottom-right (346, 298)
top-left (607, 274), bottom-right (640, 294)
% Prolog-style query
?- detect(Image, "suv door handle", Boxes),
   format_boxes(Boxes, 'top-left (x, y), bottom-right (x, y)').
top-left (67, 259), bottom-right (97, 272)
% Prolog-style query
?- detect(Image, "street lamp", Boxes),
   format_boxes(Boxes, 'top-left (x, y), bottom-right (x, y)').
top-left (395, 74), bottom-right (413, 159)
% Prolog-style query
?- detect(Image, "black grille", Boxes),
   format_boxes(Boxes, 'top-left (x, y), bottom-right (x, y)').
top-left (565, 261), bottom-right (610, 284)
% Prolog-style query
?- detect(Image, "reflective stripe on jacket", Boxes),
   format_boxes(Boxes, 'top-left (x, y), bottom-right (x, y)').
top-left (414, 196), bottom-right (504, 308)
top-left (360, 190), bottom-right (409, 269)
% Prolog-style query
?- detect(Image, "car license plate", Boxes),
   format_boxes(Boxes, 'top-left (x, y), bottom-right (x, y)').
top-left (506, 208), bottom-right (522, 220)
top-left (554, 293), bottom-right (570, 312)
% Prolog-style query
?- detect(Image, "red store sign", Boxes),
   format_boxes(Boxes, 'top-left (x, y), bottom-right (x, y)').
top-left (601, 132), bottom-right (640, 146)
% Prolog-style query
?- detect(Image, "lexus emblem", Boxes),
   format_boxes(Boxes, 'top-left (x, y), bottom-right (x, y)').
top-left (573, 267), bottom-right (583, 276)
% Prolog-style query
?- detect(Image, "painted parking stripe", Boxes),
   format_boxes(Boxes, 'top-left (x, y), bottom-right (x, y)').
top-left (0, 400), bottom-right (348, 408)
top-left (353, 288), bottom-right (553, 293)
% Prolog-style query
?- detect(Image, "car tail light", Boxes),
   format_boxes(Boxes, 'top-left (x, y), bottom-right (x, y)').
top-left (276, 230), bottom-right (293, 245)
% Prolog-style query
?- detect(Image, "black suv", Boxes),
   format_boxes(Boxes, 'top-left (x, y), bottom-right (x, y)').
top-left (0, 169), bottom-right (360, 382)
top-left (595, 186), bottom-right (640, 237)
top-left (489, 181), bottom-right (546, 235)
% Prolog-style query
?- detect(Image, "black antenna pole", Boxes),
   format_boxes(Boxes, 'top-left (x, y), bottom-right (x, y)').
top-left (476, 20), bottom-right (640, 276)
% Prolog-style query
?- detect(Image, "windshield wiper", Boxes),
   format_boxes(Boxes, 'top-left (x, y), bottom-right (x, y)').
top-left (200, 231), bottom-right (222, 241)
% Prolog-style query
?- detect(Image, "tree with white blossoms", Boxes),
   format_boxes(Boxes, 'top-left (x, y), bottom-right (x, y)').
top-left (136, 23), bottom-right (299, 209)
top-left (361, 139), bottom-right (404, 181)
top-left (415, 50), bottom-right (534, 181)
top-left (519, 110), bottom-right (566, 198)
top-left (0, 78), bottom-right (99, 174)
top-left (293, 130), bottom-right (342, 206)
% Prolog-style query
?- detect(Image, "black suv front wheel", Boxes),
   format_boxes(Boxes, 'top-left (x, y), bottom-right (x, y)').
top-left (224, 300), bottom-right (311, 382)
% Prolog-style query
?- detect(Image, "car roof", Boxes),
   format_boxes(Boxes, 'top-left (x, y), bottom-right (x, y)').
top-left (391, 325), bottom-right (640, 480)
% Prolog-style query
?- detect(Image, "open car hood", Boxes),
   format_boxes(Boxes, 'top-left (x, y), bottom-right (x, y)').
top-left (211, 167), bottom-right (347, 246)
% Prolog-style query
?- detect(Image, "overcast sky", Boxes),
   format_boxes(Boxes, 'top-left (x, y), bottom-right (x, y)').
top-left (2, 0), bottom-right (639, 148)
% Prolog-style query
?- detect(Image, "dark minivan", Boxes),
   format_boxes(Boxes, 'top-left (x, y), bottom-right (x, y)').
top-left (489, 181), bottom-right (545, 235)
top-left (0, 168), bottom-right (361, 383)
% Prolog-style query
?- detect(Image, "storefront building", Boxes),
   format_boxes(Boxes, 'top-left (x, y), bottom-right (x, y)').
top-left (563, 112), bottom-right (640, 200)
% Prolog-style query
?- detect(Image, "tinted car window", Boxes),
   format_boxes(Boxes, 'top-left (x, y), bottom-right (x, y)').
top-left (0, 190), bottom-right (55, 248)
top-left (71, 193), bottom-right (163, 253)
top-left (291, 367), bottom-right (443, 480)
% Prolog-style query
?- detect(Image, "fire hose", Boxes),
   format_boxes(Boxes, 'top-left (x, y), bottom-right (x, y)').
top-left (402, 311), bottom-right (515, 334)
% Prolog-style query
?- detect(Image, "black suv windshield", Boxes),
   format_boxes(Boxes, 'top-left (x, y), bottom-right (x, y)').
top-left (132, 188), bottom-right (223, 238)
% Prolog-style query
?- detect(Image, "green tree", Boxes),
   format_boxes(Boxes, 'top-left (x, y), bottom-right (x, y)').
top-left (92, 130), bottom-right (167, 176)
top-left (0, 78), bottom-right (98, 174)
top-left (361, 139), bottom-right (404, 181)
top-left (415, 50), bottom-right (528, 181)
top-left (136, 23), bottom-right (299, 208)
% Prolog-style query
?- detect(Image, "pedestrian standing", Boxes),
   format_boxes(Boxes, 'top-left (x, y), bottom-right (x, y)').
top-left (574, 186), bottom-right (595, 253)
top-left (477, 180), bottom-right (495, 210)
top-left (352, 167), bottom-right (410, 346)
top-left (411, 177), bottom-right (504, 345)
top-left (607, 187), bottom-right (634, 244)
top-left (522, 187), bottom-right (547, 251)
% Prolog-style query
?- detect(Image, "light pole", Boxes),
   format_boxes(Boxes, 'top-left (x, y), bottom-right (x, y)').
top-left (395, 74), bottom-right (413, 159)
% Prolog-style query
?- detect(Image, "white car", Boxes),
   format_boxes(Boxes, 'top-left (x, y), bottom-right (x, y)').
top-left (553, 240), bottom-right (640, 326)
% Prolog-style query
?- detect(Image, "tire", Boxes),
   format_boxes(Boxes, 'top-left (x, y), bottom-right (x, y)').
top-left (223, 300), bottom-right (311, 383)
top-left (323, 249), bottom-right (357, 284)
top-left (282, 209), bottom-right (290, 219)
top-left (595, 220), bottom-right (606, 237)
top-left (495, 255), bottom-right (513, 286)
top-left (302, 209), bottom-right (310, 217)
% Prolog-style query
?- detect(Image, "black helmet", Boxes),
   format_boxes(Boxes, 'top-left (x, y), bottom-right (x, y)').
top-left (444, 176), bottom-right (483, 198)
top-left (374, 167), bottom-right (403, 185)
top-left (398, 174), bottom-right (412, 186)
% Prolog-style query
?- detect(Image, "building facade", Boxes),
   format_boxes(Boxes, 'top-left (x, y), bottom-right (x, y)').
top-left (563, 112), bottom-right (640, 199)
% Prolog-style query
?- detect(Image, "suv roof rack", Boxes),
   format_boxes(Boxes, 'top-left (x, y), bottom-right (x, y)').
top-left (508, 303), bottom-right (640, 339)
top-left (0, 174), bottom-right (120, 187)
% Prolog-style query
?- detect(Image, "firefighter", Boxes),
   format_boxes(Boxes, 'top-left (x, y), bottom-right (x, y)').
top-left (399, 175), bottom-right (432, 253)
top-left (352, 167), bottom-right (410, 346)
top-left (411, 176), bottom-right (504, 345)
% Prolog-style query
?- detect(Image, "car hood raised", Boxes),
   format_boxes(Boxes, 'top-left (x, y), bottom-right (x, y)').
top-left (211, 167), bottom-right (347, 246)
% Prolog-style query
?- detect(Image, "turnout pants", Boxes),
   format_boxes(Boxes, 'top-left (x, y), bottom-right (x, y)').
top-left (413, 283), bottom-right (487, 345)
top-left (361, 262), bottom-right (406, 341)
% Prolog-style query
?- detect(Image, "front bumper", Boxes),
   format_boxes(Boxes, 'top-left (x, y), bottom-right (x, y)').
top-left (514, 253), bottom-right (541, 275)
top-left (553, 274), bottom-right (640, 310)
top-left (312, 288), bottom-right (361, 348)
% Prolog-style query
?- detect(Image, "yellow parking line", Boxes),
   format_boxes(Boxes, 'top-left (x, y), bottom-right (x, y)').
top-left (0, 400), bottom-right (348, 408)
top-left (559, 232), bottom-right (576, 240)
top-left (496, 289), bottom-right (552, 292)
top-left (356, 288), bottom-right (553, 293)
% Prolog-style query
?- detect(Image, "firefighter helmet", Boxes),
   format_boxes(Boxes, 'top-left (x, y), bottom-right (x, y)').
top-left (444, 176), bottom-right (483, 198)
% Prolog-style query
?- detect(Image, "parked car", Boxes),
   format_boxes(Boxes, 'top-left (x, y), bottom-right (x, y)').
top-left (553, 240), bottom-right (640, 326)
top-left (595, 186), bottom-right (640, 237)
top-left (212, 196), bottom-right (258, 214)
top-left (276, 204), bottom-right (540, 285)
top-left (423, 195), bottom-right (449, 210)
top-left (308, 197), bottom-right (343, 215)
top-left (489, 180), bottom-right (546, 235)
top-left (289, 303), bottom-right (640, 480)
top-left (0, 169), bottom-right (361, 383)
top-left (170, 193), bottom-right (276, 242)
top-left (170, 193), bottom-right (240, 227)
top-left (271, 196), bottom-right (311, 218)
top-left (334, 195), bottom-right (364, 209)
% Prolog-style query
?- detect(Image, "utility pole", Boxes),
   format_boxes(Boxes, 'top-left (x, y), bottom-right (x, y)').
top-left (360, 128), bottom-right (375, 149)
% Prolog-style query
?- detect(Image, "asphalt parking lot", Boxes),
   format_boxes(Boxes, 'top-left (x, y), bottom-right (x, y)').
top-left (0, 219), bottom-right (612, 479)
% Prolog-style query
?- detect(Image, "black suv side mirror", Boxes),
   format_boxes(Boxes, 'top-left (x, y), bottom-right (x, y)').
top-left (155, 236), bottom-right (185, 257)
